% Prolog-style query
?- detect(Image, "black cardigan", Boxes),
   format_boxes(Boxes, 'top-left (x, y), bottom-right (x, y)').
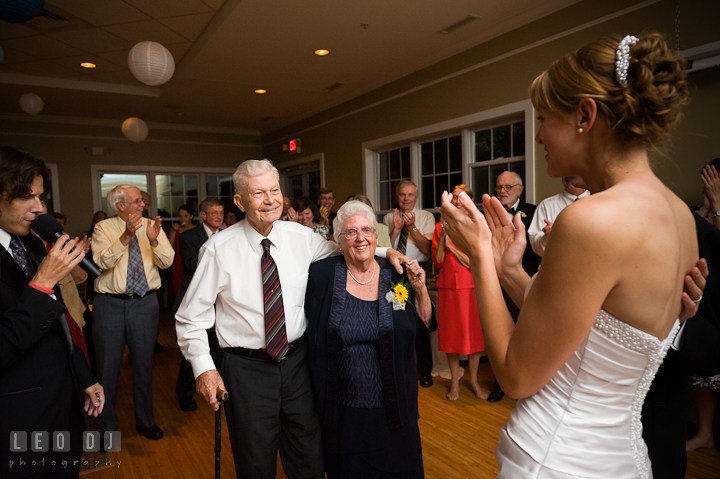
top-left (305, 255), bottom-right (437, 430)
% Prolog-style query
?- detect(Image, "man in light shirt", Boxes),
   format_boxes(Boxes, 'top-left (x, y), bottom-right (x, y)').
top-left (528, 176), bottom-right (590, 256)
top-left (92, 185), bottom-right (174, 440)
top-left (176, 159), bottom-right (405, 479)
top-left (383, 180), bottom-right (435, 387)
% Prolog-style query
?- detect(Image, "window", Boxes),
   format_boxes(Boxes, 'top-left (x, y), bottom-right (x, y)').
top-left (378, 147), bottom-right (410, 210)
top-left (100, 173), bottom-right (148, 217)
top-left (277, 159), bottom-right (322, 202)
top-left (420, 136), bottom-right (462, 209)
top-left (156, 175), bottom-right (198, 221)
top-left (362, 99), bottom-right (534, 213)
top-left (471, 121), bottom-right (526, 202)
top-left (92, 166), bottom-right (237, 230)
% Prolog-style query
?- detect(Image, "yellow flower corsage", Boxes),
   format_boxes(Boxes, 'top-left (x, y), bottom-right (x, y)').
top-left (386, 279), bottom-right (414, 311)
top-left (518, 211), bottom-right (527, 218)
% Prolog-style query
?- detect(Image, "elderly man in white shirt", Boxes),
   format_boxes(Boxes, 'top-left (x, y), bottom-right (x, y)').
top-left (176, 159), bottom-right (404, 479)
top-left (528, 176), bottom-right (590, 257)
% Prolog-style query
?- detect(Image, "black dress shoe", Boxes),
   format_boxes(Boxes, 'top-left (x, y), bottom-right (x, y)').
top-left (487, 387), bottom-right (505, 403)
top-left (420, 374), bottom-right (433, 388)
top-left (179, 395), bottom-right (197, 412)
top-left (136, 424), bottom-right (164, 440)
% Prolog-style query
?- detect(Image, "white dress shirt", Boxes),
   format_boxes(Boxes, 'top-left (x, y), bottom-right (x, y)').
top-left (528, 190), bottom-right (590, 256)
top-left (383, 208), bottom-right (434, 262)
top-left (176, 219), bottom-right (389, 378)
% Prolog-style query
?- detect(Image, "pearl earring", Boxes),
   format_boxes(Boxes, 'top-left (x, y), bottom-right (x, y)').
top-left (578, 127), bottom-right (584, 133)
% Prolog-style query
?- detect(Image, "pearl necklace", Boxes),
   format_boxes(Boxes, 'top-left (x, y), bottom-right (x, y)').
top-left (347, 262), bottom-right (376, 285)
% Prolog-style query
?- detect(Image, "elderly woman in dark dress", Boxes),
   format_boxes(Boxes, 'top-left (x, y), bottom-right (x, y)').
top-left (305, 201), bottom-right (436, 479)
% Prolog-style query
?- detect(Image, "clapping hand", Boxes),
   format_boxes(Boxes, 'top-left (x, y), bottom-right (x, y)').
top-left (542, 219), bottom-right (554, 237)
top-left (147, 216), bottom-right (163, 245)
top-left (123, 213), bottom-right (143, 236)
top-left (439, 191), bottom-right (491, 262)
top-left (393, 209), bottom-right (404, 233)
top-left (701, 165), bottom-right (720, 209)
top-left (287, 207), bottom-right (298, 222)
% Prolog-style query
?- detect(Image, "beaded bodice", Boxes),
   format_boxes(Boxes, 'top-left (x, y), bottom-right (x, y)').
top-left (502, 308), bottom-right (679, 479)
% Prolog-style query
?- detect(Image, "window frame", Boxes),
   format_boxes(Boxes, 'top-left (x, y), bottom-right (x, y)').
top-left (362, 99), bottom-right (535, 214)
top-left (91, 164), bottom-right (237, 218)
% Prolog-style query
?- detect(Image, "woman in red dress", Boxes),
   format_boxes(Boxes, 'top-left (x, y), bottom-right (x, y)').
top-left (432, 184), bottom-right (487, 400)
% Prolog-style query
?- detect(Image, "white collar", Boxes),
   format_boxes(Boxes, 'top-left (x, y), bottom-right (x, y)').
top-left (0, 227), bottom-right (11, 254)
top-left (202, 222), bottom-right (218, 239)
top-left (242, 220), bottom-right (281, 255)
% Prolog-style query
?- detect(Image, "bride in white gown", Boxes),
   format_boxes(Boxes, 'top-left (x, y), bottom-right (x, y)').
top-left (441, 34), bottom-right (705, 478)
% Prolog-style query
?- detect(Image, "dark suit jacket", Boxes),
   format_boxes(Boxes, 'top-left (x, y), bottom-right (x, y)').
top-left (641, 212), bottom-right (720, 479)
top-left (305, 256), bottom-right (437, 431)
top-left (504, 201), bottom-right (541, 321)
top-left (173, 225), bottom-right (209, 311)
top-left (0, 234), bottom-right (96, 478)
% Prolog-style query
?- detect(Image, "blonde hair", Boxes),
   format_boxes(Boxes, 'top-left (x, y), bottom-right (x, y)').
top-left (529, 33), bottom-right (688, 150)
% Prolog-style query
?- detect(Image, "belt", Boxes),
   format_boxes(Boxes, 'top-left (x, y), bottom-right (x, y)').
top-left (224, 334), bottom-right (307, 361)
top-left (101, 291), bottom-right (155, 300)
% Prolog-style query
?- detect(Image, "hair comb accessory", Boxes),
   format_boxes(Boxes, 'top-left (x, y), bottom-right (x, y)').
top-left (616, 35), bottom-right (639, 85)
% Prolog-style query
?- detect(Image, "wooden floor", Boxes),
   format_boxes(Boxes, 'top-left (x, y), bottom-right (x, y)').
top-left (83, 311), bottom-right (720, 479)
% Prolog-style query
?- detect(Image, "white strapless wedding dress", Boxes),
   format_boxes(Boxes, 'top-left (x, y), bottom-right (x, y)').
top-left (495, 305), bottom-right (679, 479)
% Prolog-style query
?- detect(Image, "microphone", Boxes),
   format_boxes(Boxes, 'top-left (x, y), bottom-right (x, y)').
top-left (31, 214), bottom-right (103, 278)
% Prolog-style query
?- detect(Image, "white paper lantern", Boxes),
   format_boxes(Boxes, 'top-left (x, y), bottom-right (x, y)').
top-left (128, 41), bottom-right (175, 86)
top-left (122, 117), bottom-right (149, 142)
top-left (19, 93), bottom-right (44, 115)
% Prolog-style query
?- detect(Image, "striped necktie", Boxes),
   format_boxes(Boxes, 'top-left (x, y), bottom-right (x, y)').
top-left (261, 239), bottom-right (288, 361)
top-left (126, 235), bottom-right (149, 297)
top-left (398, 227), bottom-right (409, 254)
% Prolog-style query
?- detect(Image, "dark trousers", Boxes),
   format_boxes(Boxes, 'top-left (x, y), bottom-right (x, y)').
top-left (220, 344), bottom-right (324, 479)
top-left (176, 325), bottom-right (221, 398)
top-left (93, 292), bottom-right (159, 434)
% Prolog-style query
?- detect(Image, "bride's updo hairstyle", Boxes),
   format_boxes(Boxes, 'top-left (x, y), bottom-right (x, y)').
top-left (529, 33), bottom-right (689, 149)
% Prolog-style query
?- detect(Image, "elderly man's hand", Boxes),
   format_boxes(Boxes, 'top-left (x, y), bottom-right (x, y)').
top-left (393, 209), bottom-right (404, 233)
top-left (146, 216), bottom-right (162, 246)
top-left (83, 382), bottom-right (105, 417)
top-left (386, 249), bottom-right (409, 274)
top-left (196, 370), bottom-right (227, 411)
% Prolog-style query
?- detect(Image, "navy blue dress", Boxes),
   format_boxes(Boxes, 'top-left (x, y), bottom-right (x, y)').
top-left (322, 291), bottom-right (424, 479)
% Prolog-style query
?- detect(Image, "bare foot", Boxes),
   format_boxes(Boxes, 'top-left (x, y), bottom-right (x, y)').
top-left (447, 383), bottom-right (460, 401)
top-left (686, 434), bottom-right (714, 452)
top-left (470, 382), bottom-right (488, 400)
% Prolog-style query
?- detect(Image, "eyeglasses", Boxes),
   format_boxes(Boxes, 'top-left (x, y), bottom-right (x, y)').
top-left (340, 226), bottom-right (376, 241)
top-left (495, 184), bottom-right (519, 192)
top-left (124, 198), bottom-right (148, 205)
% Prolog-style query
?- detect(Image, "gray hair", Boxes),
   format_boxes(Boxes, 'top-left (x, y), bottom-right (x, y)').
top-left (107, 185), bottom-right (137, 213)
top-left (233, 159), bottom-right (279, 195)
top-left (395, 180), bottom-right (417, 195)
top-left (333, 201), bottom-right (379, 242)
top-left (199, 197), bottom-right (223, 213)
top-left (497, 171), bottom-right (523, 186)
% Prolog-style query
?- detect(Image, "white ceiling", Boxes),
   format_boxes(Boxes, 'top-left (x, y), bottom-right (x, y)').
top-left (0, 0), bottom-right (580, 134)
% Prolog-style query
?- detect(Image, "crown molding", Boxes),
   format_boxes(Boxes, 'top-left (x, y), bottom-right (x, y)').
top-left (0, 113), bottom-right (260, 136)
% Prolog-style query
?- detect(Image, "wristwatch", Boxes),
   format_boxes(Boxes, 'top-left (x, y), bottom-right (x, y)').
top-left (713, 210), bottom-right (720, 218)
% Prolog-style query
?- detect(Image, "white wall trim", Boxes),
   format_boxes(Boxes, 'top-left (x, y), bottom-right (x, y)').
top-left (264, 0), bottom-right (660, 146)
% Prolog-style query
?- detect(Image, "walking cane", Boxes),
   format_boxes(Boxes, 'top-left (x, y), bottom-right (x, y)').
top-left (215, 388), bottom-right (229, 479)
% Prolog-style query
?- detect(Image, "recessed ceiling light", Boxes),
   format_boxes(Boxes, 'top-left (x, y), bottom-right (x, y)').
top-left (255, 89), bottom-right (267, 94)
top-left (80, 62), bottom-right (97, 69)
top-left (314, 49), bottom-right (330, 56)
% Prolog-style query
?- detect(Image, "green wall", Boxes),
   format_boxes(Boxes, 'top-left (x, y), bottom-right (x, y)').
top-left (262, 0), bottom-right (720, 207)
top-left (0, 119), bottom-right (261, 238)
